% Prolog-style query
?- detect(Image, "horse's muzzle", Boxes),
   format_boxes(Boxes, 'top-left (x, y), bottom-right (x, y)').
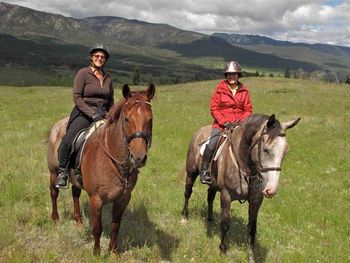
top-left (262, 186), bottom-right (278, 198)
top-left (130, 154), bottom-right (147, 168)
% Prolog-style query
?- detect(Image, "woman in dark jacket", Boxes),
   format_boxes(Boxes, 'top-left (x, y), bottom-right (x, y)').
top-left (55, 44), bottom-right (114, 188)
top-left (200, 61), bottom-right (253, 185)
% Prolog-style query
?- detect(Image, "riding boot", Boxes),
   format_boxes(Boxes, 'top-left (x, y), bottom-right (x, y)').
top-left (55, 141), bottom-right (70, 189)
top-left (199, 146), bottom-right (215, 185)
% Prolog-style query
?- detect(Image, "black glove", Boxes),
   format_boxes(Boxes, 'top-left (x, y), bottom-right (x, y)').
top-left (224, 121), bottom-right (240, 130)
top-left (96, 107), bottom-right (106, 118)
top-left (92, 113), bottom-right (103, 122)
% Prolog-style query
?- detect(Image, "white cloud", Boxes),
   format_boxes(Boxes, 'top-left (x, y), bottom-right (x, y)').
top-left (2, 0), bottom-right (350, 46)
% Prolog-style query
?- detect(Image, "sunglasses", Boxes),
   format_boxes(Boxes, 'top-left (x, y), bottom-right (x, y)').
top-left (226, 73), bottom-right (238, 76)
top-left (92, 54), bottom-right (106, 60)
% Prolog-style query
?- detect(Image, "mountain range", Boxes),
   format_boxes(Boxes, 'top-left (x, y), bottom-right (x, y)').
top-left (0, 2), bottom-right (349, 86)
top-left (212, 33), bottom-right (350, 75)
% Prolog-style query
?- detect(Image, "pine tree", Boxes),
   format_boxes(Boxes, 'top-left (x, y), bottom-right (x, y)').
top-left (284, 68), bottom-right (290, 78)
top-left (345, 76), bottom-right (350, 84)
top-left (132, 66), bottom-right (141, 85)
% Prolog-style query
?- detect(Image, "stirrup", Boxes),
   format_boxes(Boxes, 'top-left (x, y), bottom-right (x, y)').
top-left (200, 170), bottom-right (212, 185)
top-left (55, 173), bottom-right (69, 189)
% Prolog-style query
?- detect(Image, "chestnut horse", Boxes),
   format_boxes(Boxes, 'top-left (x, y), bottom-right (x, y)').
top-left (181, 114), bottom-right (300, 261)
top-left (47, 84), bottom-right (155, 254)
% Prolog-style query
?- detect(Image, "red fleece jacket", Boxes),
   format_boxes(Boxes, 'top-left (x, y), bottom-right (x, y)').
top-left (210, 80), bottom-right (253, 129)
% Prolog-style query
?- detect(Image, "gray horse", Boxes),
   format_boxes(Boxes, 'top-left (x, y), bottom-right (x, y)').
top-left (181, 114), bottom-right (300, 260)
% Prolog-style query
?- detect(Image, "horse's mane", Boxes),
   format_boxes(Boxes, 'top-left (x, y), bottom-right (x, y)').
top-left (237, 114), bottom-right (283, 171)
top-left (106, 92), bottom-right (150, 126)
top-left (241, 114), bottom-right (282, 140)
top-left (106, 98), bottom-right (126, 126)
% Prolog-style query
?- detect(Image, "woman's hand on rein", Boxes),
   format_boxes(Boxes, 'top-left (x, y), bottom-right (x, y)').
top-left (224, 121), bottom-right (240, 130)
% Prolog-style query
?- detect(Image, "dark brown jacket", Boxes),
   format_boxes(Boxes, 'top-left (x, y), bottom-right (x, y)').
top-left (73, 67), bottom-right (114, 118)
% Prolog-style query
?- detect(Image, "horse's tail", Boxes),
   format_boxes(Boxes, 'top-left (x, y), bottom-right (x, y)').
top-left (44, 128), bottom-right (52, 144)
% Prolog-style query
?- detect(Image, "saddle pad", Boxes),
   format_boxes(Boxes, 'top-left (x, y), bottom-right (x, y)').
top-left (81, 119), bottom-right (106, 142)
top-left (200, 138), bottom-right (210, 156)
top-left (74, 119), bottom-right (106, 168)
top-left (213, 135), bottom-right (228, 161)
top-left (199, 133), bottom-right (228, 160)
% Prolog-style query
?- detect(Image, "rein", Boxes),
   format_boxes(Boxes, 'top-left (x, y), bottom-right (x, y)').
top-left (93, 123), bottom-right (130, 188)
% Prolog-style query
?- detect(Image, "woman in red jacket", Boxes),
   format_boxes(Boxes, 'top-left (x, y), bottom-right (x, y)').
top-left (200, 61), bottom-right (253, 185)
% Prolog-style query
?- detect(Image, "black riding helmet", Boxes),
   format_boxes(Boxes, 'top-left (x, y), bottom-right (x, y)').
top-left (89, 44), bottom-right (110, 59)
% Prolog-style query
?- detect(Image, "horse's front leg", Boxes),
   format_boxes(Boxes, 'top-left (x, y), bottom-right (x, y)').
top-left (247, 196), bottom-right (263, 250)
top-left (181, 170), bottom-right (198, 221)
top-left (72, 185), bottom-right (82, 225)
top-left (109, 192), bottom-right (132, 254)
top-left (207, 186), bottom-right (217, 222)
top-left (50, 172), bottom-right (59, 221)
top-left (89, 196), bottom-right (103, 255)
top-left (219, 189), bottom-right (232, 253)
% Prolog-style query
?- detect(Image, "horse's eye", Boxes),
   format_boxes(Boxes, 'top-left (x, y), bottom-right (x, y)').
top-left (125, 117), bottom-right (129, 123)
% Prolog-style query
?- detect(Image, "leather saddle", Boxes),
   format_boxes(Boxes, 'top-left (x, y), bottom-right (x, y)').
top-left (67, 120), bottom-right (106, 182)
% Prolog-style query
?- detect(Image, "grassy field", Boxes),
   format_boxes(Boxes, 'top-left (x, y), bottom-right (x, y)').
top-left (0, 78), bottom-right (349, 262)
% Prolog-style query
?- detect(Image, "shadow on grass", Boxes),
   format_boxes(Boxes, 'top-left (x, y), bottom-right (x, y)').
top-left (82, 201), bottom-right (179, 261)
top-left (200, 205), bottom-right (268, 263)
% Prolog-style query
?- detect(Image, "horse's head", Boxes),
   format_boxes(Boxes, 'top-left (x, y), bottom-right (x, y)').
top-left (248, 114), bottom-right (300, 198)
top-left (121, 83), bottom-right (155, 168)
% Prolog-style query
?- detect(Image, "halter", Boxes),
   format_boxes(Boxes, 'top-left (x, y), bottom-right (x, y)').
top-left (121, 99), bottom-right (152, 149)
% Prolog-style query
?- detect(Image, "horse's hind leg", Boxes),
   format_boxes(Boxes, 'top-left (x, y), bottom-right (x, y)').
top-left (181, 170), bottom-right (198, 221)
top-left (72, 185), bottom-right (82, 224)
top-left (109, 193), bottom-right (132, 254)
top-left (207, 187), bottom-right (217, 222)
top-left (50, 171), bottom-right (59, 221)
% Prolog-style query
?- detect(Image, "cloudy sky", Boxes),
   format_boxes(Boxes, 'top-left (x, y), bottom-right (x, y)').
top-left (3, 0), bottom-right (350, 47)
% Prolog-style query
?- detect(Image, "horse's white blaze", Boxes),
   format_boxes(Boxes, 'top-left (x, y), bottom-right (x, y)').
top-left (261, 136), bottom-right (287, 198)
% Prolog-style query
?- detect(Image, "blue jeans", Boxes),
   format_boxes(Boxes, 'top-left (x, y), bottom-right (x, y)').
top-left (207, 128), bottom-right (222, 150)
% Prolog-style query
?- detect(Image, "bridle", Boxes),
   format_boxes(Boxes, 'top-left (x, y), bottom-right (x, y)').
top-left (249, 129), bottom-right (286, 175)
top-left (94, 98), bottom-right (152, 167)
top-left (121, 99), bottom-right (152, 149)
top-left (227, 124), bottom-right (286, 204)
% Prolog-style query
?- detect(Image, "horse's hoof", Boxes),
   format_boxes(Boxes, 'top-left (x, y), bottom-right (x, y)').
top-left (111, 248), bottom-right (119, 256)
top-left (219, 243), bottom-right (227, 254)
top-left (51, 214), bottom-right (59, 222)
top-left (93, 247), bottom-right (101, 256)
top-left (207, 216), bottom-right (214, 223)
top-left (248, 248), bottom-right (256, 263)
top-left (180, 217), bottom-right (188, 225)
top-left (75, 221), bottom-right (84, 228)
top-left (74, 215), bottom-right (83, 225)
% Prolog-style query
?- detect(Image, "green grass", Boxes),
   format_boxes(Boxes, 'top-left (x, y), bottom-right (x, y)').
top-left (0, 78), bottom-right (349, 262)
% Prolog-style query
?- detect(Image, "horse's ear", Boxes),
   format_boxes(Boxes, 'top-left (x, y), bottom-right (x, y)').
top-left (282, 117), bottom-right (301, 130)
top-left (266, 114), bottom-right (276, 129)
top-left (122, 84), bottom-right (131, 99)
top-left (147, 83), bottom-right (155, 100)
